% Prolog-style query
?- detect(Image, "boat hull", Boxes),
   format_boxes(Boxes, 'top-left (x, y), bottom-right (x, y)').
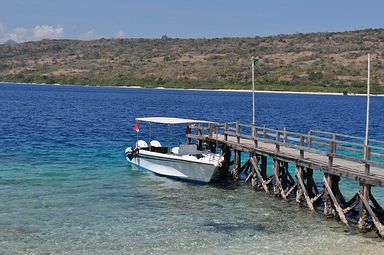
top-left (126, 149), bottom-right (220, 183)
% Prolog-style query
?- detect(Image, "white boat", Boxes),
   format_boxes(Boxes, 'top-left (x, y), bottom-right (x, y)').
top-left (125, 117), bottom-right (224, 183)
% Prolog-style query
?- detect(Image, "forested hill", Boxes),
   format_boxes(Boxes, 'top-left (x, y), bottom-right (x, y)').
top-left (1, 29), bottom-right (384, 93)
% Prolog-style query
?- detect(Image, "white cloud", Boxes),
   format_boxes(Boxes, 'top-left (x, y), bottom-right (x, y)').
top-left (33, 25), bottom-right (64, 40)
top-left (115, 30), bottom-right (127, 38)
top-left (0, 24), bottom-right (64, 43)
top-left (78, 29), bottom-right (103, 40)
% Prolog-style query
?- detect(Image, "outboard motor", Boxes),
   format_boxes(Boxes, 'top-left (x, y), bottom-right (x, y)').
top-left (125, 140), bottom-right (148, 161)
top-left (125, 147), bottom-right (139, 161)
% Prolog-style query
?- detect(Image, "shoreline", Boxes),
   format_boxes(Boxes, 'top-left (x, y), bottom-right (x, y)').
top-left (0, 81), bottom-right (380, 96)
top-left (152, 86), bottom-right (345, 96)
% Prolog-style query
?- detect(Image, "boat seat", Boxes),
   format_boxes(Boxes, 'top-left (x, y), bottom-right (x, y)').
top-left (136, 140), bottom-right (148, 148)
top-left (150, 140), bottom-right (161, 147)
top-left (178, 144), bottom-right (198, 155)
top-left (171, 147), bottom-right (179, 155)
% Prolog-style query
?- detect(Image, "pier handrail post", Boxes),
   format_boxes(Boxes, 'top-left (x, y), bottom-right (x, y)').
top-left (198, 123), bottom-right (203, 136)
top-left (224, 123), bottom-right (228, 141)
top-left (263, 125), bottom-right (266, 140)
top-left (364, 145), bottom-right (371, 175)
top-left (276, 131), bottom-right (281, 153)
top-left (300, 135), bottom-right (304, 159)
top-left (328, 134), bottom-right (336, 167)
top-left (208, 123), bottom-right (213, 138)
top-left (236, 121), bottom-right (241, 144)
top-left (283, 127), bottom-right (288, 143)
top-left (308, 130), bottom-right (312, 148)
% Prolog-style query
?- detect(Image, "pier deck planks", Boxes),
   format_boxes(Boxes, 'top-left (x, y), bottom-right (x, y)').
top-left (197, 133), bottom-right (384, 187)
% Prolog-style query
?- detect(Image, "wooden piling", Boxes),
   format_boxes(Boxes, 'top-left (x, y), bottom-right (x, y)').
top-left (358, 183), bottom-right (371, 231)
top-left (222, 145), bottom-right (231, 177)
top-left (233, 150), bottom-right (241, 181)
top-left (296, 166), bottom-right (315, 210)
top-left (323, 175), bottom-right (348, 225)
top-left (358, 190), bottom-right (384, 236)
top-left (273, 159), bottom-right (283, 196)
top-left (250, 156), bottom-right (269, 193)
top-left (260, 156), bottom-right (267, 179)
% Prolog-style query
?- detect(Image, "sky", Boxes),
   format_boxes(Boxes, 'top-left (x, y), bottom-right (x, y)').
top-left (0, 0), bottom-right (383, 43)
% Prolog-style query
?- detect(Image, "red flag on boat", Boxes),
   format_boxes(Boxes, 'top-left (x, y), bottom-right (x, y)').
top-left (133, 121), bottom-right (139, 132)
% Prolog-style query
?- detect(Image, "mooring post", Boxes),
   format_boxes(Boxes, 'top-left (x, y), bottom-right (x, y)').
top-left (283, 127), bottom-right (287, 143)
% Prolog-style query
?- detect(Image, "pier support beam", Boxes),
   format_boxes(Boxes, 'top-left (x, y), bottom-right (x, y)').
top-left (358, 183), bottom-right (371, 231)
top-left (222, 145), bottom-right (231, 177)
top-left (323, 175), bottom-right (349, 225)
top-left (323, 174), bottom-right (334, 216)
top-left (296, 166), bottom-right (314, 211)
top-left (260, 156), bottom-right (267, 179)
top-left (358, 189), bottom-right (384, 236)
top-left (306, 168), bottom-right (318, 198)
top-left (273, 159), bottom-right (283, 196)
top-left (240, 159), bottom-right (251, 176)
top-left (323, 174), bottom-right (346, 216)
top-left (280, 162), bottom-right (288, 189)
top-left (250, 156), bottom-right (270, 193)
top-left (233, 150), bottom-right (241, 181)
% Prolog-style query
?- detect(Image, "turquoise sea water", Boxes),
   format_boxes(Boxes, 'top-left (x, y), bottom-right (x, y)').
top-left (1, 84), bottom-right (384, 254)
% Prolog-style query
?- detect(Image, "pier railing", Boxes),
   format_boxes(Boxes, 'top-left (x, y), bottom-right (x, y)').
top-left (191, 122), bottom-right (384, 175)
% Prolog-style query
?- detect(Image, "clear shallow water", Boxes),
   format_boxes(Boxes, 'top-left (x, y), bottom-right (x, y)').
top-left (1, 84), bottom-right (384, 254)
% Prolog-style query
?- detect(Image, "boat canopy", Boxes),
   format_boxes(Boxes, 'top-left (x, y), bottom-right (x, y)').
top-left (135, 117), bottom-right (214, 125)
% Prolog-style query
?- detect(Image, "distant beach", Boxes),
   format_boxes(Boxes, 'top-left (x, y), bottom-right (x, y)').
top-left (1, 81), bottom-right (381, 97)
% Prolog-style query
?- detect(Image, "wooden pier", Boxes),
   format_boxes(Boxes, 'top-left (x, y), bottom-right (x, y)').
top-left (188, 122), bottom-right (384, 237)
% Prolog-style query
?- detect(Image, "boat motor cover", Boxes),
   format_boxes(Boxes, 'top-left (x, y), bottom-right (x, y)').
top-left (136, 140), bottom-right (148, 148)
